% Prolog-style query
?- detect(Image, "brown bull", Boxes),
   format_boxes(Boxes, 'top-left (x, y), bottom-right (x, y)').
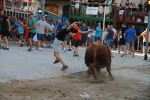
top-left (85, 41), bottom-right (114, 80)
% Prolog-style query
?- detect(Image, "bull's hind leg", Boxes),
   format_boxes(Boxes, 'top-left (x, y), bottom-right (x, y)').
top-left (106, 65), bottom-right (114, 81)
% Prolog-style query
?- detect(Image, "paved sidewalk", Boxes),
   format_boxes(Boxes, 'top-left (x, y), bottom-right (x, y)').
top-left (0, 45), bottom-right (149, 82)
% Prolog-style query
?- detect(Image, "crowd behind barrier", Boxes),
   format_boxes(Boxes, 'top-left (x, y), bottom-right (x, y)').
top-left (70, 0), bottom-right (149, 22)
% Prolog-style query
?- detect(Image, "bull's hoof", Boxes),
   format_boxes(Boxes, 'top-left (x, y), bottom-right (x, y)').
top-left (85, 74), bottom-right (91, 78)
top-left (110, 77), bottom-right (114, 81)
top-left (93, 75), bottom-right (97, 80)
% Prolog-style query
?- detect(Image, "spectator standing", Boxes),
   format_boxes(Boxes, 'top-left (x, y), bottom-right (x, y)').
top-left (105, 24), bottom-right (114, 57)
top-left (119, 1), bottom-right (125, 20)
top-left (138, 0), bottom-right (143, 12)
top-left (56, 18), bottom-right (63, 34)
top-left (131, 2), bottom-right (138, 21)
top-left (27, 13), bottom-right (37, 52)
top-left (24, 21), bottom-right (29, 47)
top-left (81, 22), bottom-right (88, 47)
top-left (0, 10), bottom-right (11, 50)
top-left (121, 25), bottom-right (136, 58)
top-left (70, 0), bottom-right (76, 15)
top-left (138, 8), bottom-right (147, 22)
top-left (7, 15), bottom-right (14, 41)
top-left (46, 20), bottom-right (55, 48)
top-left (75, 0), bottom-right (80, 15)
top-left (91, 29), bottom-right (95, 43)
top-left (102, 27), bottom-right (107, 44)
top-left (95, 23), bottom-right (102, 41)
top-left (140, 29), bottom-right (150, 54)
top-left (82, 0), bottom-right (88, 15)
top-left (87, 26), bottom-right (92, 46)
top-left (118, 23), bottom-right (128, 53)
top-left (124, 0), bottom-right (131, 21)
top-left (18, 17), bottom-right (27, 47)
top-left (12, 17), bottom-right (19, 43)
top-left (111, 25), bottom-right (117, 50)
top-left (36, 15), bottom-right (48, 51)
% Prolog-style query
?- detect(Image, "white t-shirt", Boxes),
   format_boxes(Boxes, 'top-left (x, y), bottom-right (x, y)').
top-left (102, 31), bottom-right (107, 40)
top-left (112, 28), bottom-right (117, 34)
top-left (36, 20), bottom-right (48, 34)
top-left (23, 0), bottom-right (28, 2)
top-left (91, 31), bottom-right (95, 36)
top-left (88, 32), bottom-right (92, 37)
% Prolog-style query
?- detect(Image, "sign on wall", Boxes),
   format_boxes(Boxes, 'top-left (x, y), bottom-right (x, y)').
top-left (86, 7), bottom-right (98, 15)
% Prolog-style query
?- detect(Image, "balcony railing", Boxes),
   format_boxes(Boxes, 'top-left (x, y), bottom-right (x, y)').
top-left (4, 0), bottom-right (38, 14)
top-left (69, 3), bottom-right (116, 19)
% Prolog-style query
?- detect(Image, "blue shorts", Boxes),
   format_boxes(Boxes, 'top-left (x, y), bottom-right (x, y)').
top-left (125, 40), bottom-right (134, 47)
top-left (37, 33), bottom-right (45, 41)
top-left (106, 39), bottom-right (113, 47)
top-left (28, 32), bottom-right (36, 39)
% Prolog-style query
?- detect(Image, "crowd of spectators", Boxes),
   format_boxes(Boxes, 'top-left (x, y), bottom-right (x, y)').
top-left (70, 0), bottom-right (149, 22)
top-left (5, 0), bottom-right (34, 13)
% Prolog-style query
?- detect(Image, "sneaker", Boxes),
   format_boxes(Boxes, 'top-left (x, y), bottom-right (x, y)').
top-left (53, 60), bottom-right (59, 64)
top-left (3, 47), bottom-right (9, 50)
top-left (73, 51), bottom-right (79, 57)
top-left (127, 50), bottom-right (130, 54)
top-left (63, 48), bottom-right (67, 53)
top-left (26, 44), bottom-right (29, 47)
top-left (132, 54), bottom-right (135, 58)
top-left (67, 49), bottom-right (72, 51)
top-left (38, 48), bottom-right (42, 51)
top-left (73, 51), bottom-right (77, 56)
top-left (49, 46), bottom-right (53, 49)
top-left (118, 50), bottom-right (120, 54)
top-left (0, 45), bottom-right (4, 49)
top-left (75, 54), bottom-right (79, 56)
top-left (61, 65), bottom-right (69, 71)
top-left (121, 53), bottom-right (126, 57)
top-left (20, 44), bottom-right (23, 47)
top-left (27, 48), bottom-right (33, 52)
top-left (46, 46), bottom-right (50, 48)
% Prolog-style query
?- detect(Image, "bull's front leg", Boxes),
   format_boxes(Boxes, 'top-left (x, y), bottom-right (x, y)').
top-left (92, 67), bottom-right (97, 80)
top-left (86, 68), bottom-right (92, 78)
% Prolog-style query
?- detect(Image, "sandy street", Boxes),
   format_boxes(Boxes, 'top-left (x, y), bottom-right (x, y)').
top-left (0, 64), bottom-right (150, 100)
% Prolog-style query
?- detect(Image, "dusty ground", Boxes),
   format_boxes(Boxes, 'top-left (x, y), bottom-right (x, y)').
top-left (0, 64), bottom-right (150, 100)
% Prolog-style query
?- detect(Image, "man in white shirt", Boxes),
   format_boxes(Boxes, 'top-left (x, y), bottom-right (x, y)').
top-left (111, 25), bottom-right (117, 50)
top-left (36, 15), bottom-right (48, 51)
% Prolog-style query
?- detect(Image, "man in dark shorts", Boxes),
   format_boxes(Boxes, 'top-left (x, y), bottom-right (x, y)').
top-left (53, 18), bottom-right (92, 71)
top-left (0, 10), bottom-right (11, 50)
top-left (27, 13), bottom-right (37, 52)
top-left (118, 23), bottom-right (128, 53)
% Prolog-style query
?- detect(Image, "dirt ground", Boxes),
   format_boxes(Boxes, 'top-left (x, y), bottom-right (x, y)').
top-left (0, 65), bottom-right (150, 100)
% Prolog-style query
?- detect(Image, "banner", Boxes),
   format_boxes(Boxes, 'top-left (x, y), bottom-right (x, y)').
top-left (86, 7), bottom-right (98, 15)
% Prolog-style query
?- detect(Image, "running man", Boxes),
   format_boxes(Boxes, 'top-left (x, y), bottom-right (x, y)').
top-left (27, 13), bottom-right (37, 52)
top-left (53, 18), bottom-right (92, 71)
top-left (121, 24), bottom-right (136, 58)
top-left (0, 10), bottom-right (11, 50)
